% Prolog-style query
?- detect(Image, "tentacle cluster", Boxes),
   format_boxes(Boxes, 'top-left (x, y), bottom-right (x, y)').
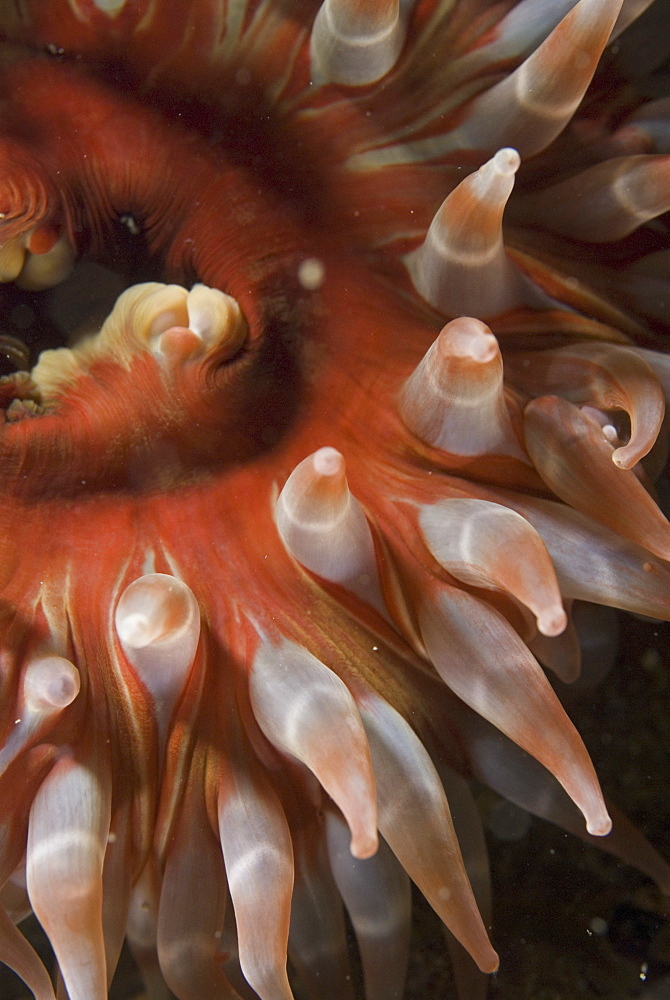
top-left (0, 1), bottom-right (668, 999)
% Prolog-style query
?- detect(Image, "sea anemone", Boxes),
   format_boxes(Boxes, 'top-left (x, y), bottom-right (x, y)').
top-left (0, 1), bottom-right (669, 998)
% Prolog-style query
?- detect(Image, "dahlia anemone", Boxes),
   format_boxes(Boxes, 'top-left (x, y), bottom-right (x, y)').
top-left (0, 1), bottom-right (668, 998)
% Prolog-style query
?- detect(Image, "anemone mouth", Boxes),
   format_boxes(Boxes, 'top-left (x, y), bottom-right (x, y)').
top-left (0, 241), bottom-right (155, 372)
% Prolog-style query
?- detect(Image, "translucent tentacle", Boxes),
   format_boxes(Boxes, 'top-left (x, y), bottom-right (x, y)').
top-left (311, 0), bottom-right (407, 86)
top-left (0, 655), bottom-right (80, 777)
top-left (26, 750), bottom-right (112, 1000)
top-left (518, 155), bottom-right (670, 242)
top-left (325, 808), bottom-right (411, 1000)
top-left (157, 771), bottom-right (240, 1000)
top-left (289, 819), bottom-right (355, 1000)
top-left (506, 342), bottom-right (666, 469)
top-left (398, 317), bottom-right (526, 459)
top-left (275, 447), bottom-right (386, 615)
top-left (524, 396), bottom-right (670, 560)
top-left (419, 498), bottom-right (567, 637)
top-left (0, 902), bottom-right (56, 1000)
top-left (460, 711), bottom-right (670, 893)
top-left (420, 583), bottom-right (610, 835)
top-left (126, 857), bottom-right (169, 1000)
top-left (447, 0), bottom-right (624, 157)
top-left (405, 150), bottom-right (533, 319)
top-left (356, 689), bottom-right (499, 974)
top-left (115, 573), bottom-right (201, 754)
top-left (501, 494), bottom-right (670, 618)
top-left (250, 638), bottom-right (378, 860)
top-left (218, 758), bottom-right (295, 1000)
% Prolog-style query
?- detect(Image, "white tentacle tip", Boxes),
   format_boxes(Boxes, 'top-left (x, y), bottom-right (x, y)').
top-left (312, 446), bottom-right (345, 478)
top-left (586, 811), bottom-right (613, 838)
top-left (611, 446), bottom-right (636, 470)
top-left (115, 574), bottom-right (201, 741)
top-left (537, 606), bottom-right (568, 638)
top-left (115, 573), bottom-right (200, 651)
top-left (492, 147), bottom-right (521, 175)
top-left (438, 317), bottom-right (499, 364)
top-left (350, 828), bottom-right (379, 861)
top-left (24, 656), bottom-right (81, 710)
top-left (116, 611), bottom-right (155, 649)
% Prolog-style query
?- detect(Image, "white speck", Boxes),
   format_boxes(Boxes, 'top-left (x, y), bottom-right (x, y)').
top-left (298, 257), bottom-right (326, 291)
top-left (640, 962), bottom-right (648, 981)
top-left (119, 214), bottom-right (140, 236)
top-left (589, 916), bottom-right (608, 936)
top-left (14, 719), bottom-right (20, 725)
top-left (372, 646), bottom-right (378, 652)
top-left (93, 0), bottom-right (127, 14)
top-left (641, 647), bottom-right (661, 670)
top-left (107, 832), bottom-right (117, 844)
